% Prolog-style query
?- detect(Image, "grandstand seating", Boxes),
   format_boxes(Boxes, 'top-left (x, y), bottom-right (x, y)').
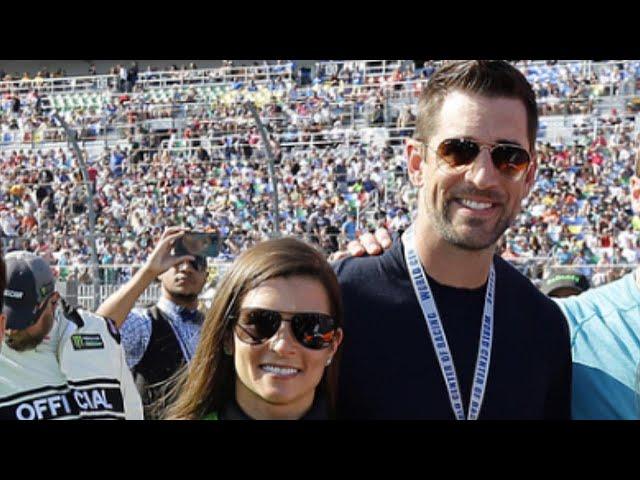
top-left (1, 59), bottom-right (639, 294)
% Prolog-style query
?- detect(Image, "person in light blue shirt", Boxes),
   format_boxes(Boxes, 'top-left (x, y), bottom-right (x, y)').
top-left (555, 272), bottom-right (640, 419)
top-left (550, 155), bottom-right (640, 419)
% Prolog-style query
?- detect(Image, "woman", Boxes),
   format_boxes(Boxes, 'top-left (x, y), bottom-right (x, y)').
top-left (164, 237), bottom-right (344, 420)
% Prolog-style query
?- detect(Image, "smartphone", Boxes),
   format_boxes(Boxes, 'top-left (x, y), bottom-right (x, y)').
top-left (174, 232), bottom-right (220, 258)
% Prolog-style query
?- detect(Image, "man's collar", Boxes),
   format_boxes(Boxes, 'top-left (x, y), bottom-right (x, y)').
top-left (157, 297), bottom-right (203, 323)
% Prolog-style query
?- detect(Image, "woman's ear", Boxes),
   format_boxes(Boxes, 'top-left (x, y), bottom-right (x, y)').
top-left (327, 328), bottom-right (344, 362)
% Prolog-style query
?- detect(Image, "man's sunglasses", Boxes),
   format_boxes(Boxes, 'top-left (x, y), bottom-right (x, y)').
top-left (233, 308), bottom-right (338, 350)
top-left (186, 256), bottom-right (207, 272)
top-left (422, 138), bottom-right (532, 181)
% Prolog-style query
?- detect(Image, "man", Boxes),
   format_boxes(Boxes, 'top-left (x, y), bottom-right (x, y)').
top-left (333, 61), bottom-right (571, 419)
top-left (338, 81), bottom-right (640, 421)
top-left (97, 227), bottom-right (207, 418)
top-left (0, 251), bottom-right (142, 420)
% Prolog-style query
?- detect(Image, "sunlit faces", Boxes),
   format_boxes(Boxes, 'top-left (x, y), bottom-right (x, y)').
top-left (408, 91), bottom-right (536, 250)
top-left (233, 276), bottom-right (343, 420)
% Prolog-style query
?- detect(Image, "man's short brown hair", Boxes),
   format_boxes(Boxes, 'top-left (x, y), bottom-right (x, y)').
top-left (415, 60), bottom-right (539, 151)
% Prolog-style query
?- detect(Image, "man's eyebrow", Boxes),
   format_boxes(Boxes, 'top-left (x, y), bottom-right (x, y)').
top-left (460, 136), bottom-right (526, 148)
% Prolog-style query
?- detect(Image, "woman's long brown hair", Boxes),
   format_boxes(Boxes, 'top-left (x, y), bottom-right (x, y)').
top-left (164, 237), bottom-right (344, 420)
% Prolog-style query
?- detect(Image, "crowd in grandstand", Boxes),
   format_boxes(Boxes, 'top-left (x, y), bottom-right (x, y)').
top-left (0, 59), bottom-right (639, 287)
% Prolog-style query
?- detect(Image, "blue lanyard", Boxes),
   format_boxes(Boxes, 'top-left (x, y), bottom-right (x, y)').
top-left (402, 227), bottom-right (495, 420)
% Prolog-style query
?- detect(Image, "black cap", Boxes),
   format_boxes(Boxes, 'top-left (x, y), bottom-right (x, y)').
top-left (3, 251), bottom-right (56, 330)
top-left (541, 271), bottom-right (590, 297)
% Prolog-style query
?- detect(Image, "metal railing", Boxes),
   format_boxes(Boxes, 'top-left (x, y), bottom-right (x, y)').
top-left (0, 74), bottom-right (113, 95)
top-left (52, 261), bottom-right (234, 309)
top-left (6, 74), bottom-right (633, 151)
top-left (2, 60), bottom-right (635, 103)
top-left (49, 257), bottom-right (640, 311)
top-left (135, 63), bottom-right (294, 90)
top-left (58, 281), bottom-right (162, 310)
top-left (315, 60), bottom-right (407, 80)
top-left (0, 63), bottom-right (295, 96)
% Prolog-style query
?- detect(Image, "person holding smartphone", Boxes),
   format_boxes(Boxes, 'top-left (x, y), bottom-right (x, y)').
top-left (97, 227), bottom-right (209, 419)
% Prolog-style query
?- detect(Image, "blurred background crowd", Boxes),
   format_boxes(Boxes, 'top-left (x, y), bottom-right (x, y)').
top-left (1, 59), bottom-right (639, 303)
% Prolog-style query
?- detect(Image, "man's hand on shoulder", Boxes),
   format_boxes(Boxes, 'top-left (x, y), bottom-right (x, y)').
top-left (328, 227), bottom-right (393, 262)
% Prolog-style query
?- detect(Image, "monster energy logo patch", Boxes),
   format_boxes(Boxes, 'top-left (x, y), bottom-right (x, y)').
top-left (4, 289), bottom-right (24, 299)
top-left (71, 334), bottom-right (104, 350)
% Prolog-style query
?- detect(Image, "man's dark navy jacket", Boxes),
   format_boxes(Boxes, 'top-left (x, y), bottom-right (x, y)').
top-left (334, 239), bottom-right (572, 419)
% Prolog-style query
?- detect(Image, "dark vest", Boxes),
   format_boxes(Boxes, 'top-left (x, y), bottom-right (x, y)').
top-left (132, 306), bottom-right (186, 419)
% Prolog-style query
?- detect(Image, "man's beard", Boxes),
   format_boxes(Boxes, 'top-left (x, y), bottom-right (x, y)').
top-left (5, 330), bottom-right (45, 352)
top-left (427, 188), bottom-right (514, 251)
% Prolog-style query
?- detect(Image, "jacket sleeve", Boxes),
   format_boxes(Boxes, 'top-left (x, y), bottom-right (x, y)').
top-left (59, 309), bottom-right (144, 420)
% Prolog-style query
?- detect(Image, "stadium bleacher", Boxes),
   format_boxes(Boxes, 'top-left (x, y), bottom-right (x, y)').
top-left (1, 59), bottom-right (639, 306)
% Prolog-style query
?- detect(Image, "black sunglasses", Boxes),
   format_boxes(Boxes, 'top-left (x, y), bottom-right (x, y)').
top-left (424, 138), bottom-right (532, 180)
top-left (192, 256), bottom-right (207, 272)
top-left (183, 256), bottom-right (206, 272)
top-left (233, 308), bottom-right (338, 350)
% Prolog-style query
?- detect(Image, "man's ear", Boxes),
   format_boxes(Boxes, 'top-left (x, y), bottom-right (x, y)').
top-left (406, 139), bottom-right (425, 187)
top-left (631, 176), bottom-right (640, 214)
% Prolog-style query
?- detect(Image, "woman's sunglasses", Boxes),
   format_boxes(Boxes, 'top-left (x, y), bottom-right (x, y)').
top-left (422, 138), bottom-right (532, 181)
top-left (233, 308), bottom-right (338, 350)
